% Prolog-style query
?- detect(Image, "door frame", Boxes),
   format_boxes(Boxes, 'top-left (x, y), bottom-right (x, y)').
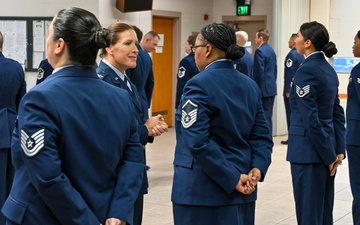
top-left (151, 10), bottom-right (181, 126)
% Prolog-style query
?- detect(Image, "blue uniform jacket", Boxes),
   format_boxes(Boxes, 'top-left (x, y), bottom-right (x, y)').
top-left (287, 52), bottom-right (346, 165)
top-left (1, 66), bottom-right (145, 225)
top-left (127, 45), bottom-right (154, 116)
top-left (253, 43), bottom-right (277, 97)
top-left (0, 53), bottom-right (26, 149)
top-left (97, 61), bottom-right (150, 194)
top-left (171, 60), bottom-right (273, 206)
top-left (283, 48), bottom-right (304, 95)
top-left (175, 52), bottom-right (199, 108)
top-left (233, 49), bottom-right (253, 77)
top-left (346, 63), bottom-right (360, 146)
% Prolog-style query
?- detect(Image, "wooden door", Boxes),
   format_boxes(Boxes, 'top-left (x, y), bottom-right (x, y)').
top-left (151, 17), bottom-right (173, 126)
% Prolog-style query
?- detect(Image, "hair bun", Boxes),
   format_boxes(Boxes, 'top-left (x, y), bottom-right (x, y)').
top-left (226, 44), bottom-right (245, 61)
top-left (93, 28), bottom-right (111, 49)
top-left (322, 41), bottom-right (337, 58)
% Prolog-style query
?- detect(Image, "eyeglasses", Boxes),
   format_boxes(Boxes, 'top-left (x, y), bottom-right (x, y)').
top-left (191, 44), bottom-right (206, 54)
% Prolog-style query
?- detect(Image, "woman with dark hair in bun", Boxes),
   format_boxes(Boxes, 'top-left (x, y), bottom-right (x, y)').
top-left (171, 22), bottom-right (273, 225)
top-left (286, 21), bottom-right (345, 225)
top-left (1, 7), bottom-right (145, 225)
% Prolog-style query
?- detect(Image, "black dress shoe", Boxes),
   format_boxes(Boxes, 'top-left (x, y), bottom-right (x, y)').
top-left (281, 140), bottom-right (288, 145)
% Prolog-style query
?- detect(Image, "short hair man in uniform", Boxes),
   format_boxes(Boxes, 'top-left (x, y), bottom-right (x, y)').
top-left (234, 31), bottom-right (253, 77)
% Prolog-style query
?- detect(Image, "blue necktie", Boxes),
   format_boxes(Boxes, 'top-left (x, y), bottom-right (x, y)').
top-left (124, 75), bottom-right (132, 92)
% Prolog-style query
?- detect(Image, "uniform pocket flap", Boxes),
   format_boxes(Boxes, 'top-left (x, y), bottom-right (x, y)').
top-left (289, 125), bottom-right (306, 136)
top-left (1, 196), bottom-right (27, 224)
top-left (347, 113), bottom-right (360, 120)
top-left (173, 154), bottom-right (193, 168)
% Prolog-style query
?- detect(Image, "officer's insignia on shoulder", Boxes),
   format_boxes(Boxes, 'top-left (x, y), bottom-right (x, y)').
top-left (37, 68), bottom-right (44, 80)
top-left (181, 100), bottom-right (198, 128)
top-left (97, 74), bottom-right (104, 79)
top-left (357, 77), bottom-right (360, 84)
top-left (296, 85), bottom-right (310, 98)
top-left (286, 59), bottom-right (293, 67)
top-left (21, 129), bottom-right (45, 157)
top-left (178, 66), bottom-right (186, 78)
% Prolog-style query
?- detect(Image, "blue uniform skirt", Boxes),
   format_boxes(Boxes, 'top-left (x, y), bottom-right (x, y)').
top-left (173, 202), bottom-right (255, 225)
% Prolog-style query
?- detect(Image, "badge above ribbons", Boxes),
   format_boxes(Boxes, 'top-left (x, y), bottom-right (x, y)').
top-left (181, 99), bottom-right (198, 128)
top-left (21, 129), bottom-right (45, 157)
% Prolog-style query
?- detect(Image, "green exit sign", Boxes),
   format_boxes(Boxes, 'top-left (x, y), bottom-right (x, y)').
top-left (237, 5), bottom-right (250, 16)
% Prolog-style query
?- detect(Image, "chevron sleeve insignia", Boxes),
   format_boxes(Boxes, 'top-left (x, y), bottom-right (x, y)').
top-left (296, 84), bottom-right (310, 98)
top-left (181, 99), bottom-right (198, 128)
top-left (21, 129), bottom-right (45, 157)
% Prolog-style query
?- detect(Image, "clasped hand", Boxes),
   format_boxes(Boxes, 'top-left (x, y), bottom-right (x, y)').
top-left (235, 168), bottom-right (261, 195)
top-left (145, 114), bottom-right (168, 136)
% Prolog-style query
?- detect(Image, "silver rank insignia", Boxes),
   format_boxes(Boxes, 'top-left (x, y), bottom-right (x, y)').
top-left (286, 58), bottom-right (293, 67)
top-left (181, 99), bottom-right (198, 128)
top-left (296, 85), bottom-right (310, 98)
top-left (37, 68), bottom-right (44, 80)
top-left (97, 74), bottom-right (104, 79)
top-left (21, 129), bottom-right (45, 157)
top-left (357, 77), bottom-right (360, 84)
top-left (178, 66), bottom-right (186, 78)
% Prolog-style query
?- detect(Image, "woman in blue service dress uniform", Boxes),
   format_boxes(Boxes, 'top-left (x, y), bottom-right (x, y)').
top-left (346, 30), bottom-right (360, 225)
top-left (171, 23), bottom-right (273, 225)
top-left (96, 22), bottom-right (168, 225)
top-left (1, 7), bottom-right (145, 225)
top-left (286, 21), bottom-right (346, 225)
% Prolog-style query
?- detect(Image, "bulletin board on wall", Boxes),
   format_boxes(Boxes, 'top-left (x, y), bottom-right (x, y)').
top-left (0, 17), bottom-right (52, 71)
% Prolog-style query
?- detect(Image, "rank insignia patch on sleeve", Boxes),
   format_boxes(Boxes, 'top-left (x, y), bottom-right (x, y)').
top-left (181, 99), bottom-right (198, 128)
top-left (296, 85), bottom-right (310, 98)
top-left (178, 66), bottom-right (186, 78)
top-left (21, 129), bottom-right (45, 157)
top-left (286, 58), bottom-right (293, 67)
top-left (37, 68), bottom-right (44, 80)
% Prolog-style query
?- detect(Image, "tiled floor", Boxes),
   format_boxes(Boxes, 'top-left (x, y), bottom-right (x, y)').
top-left (143, 127), bottom-right (353, 225)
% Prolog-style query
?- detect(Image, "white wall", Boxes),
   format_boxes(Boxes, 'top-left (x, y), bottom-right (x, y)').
top-left (329, 0), bottom-right (360, 96)
top-left (213, 0), bottom-right (274, 43)
top-left (310, 0), bottom-right (359, 97)
top-left (100, 0), bottom-right (212, 59)
top-left (0, 0), bottom-right (99, 17)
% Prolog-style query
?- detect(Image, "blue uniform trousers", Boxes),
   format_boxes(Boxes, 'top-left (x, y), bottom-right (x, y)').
top-left (133, 194), bottom-right (144, 225)
top-left (0, 148), bottom-right (14, 225)
top-left (173, 202), bottom-right (255, 225)
top-left (347, 146), bottom-right (360, 225)
top-left (262, 96), bottom-right (275, 135)
top-left (284, 96), bottom-right (290, 129)
top-left (290, 163), bottom-right (334, 225)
